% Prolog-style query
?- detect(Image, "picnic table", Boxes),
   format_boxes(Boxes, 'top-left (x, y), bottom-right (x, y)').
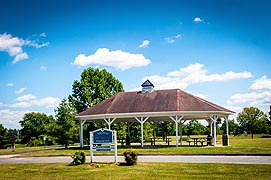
top-left (150, 137), bottom-right (171, 146)
top-left (188, 137), bottom-right (208, 147)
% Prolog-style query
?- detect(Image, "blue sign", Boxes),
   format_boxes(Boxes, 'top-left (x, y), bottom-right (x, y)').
top-left (93, 129), bottom-right (113, 144)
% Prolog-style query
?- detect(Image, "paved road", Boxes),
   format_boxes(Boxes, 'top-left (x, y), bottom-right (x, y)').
top-left (1, 155), bottom-right (271, 164)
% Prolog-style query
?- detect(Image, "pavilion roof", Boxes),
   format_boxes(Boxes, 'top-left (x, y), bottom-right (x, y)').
top-left (77, 89), bottom-right (234, 118)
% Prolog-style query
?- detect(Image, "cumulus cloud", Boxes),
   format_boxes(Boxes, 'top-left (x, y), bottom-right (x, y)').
top-left (142, 63), bottom-right (252, 90)
top-left (7, 83), bottom-right (14, 87)
top-left (193, 17), bottom-right (204, 23)
top-left (73, 48), bottom-right (151, 70)
top-left (0, 96), bottom-right (60, 109)
top-left (0, 109), bottom-right (31, 129)
top-left (226, 75), bottom-right (271, 115)
top-left (39, 33), bottom-right (46, 37)
top-left (165, 34), bottom-right (183, 43)
top-left (16, 94), bottom-right (37, 101)
top-left (139, 40), bottom-right (150, 48)
top-left (0, 33), bottom-right (49, 64)
top-left (250, 75), bottom-right (271, 90)
top-left (40, 66), bottom-right (47, 71)
top-left (15, 88), bottom-right (27, 94)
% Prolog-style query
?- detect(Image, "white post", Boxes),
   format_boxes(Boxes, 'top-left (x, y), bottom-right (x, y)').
top-left (210, 115), bottom-right (218, 147)
top-left (170, 116), bottom-right (184, 147)
top-left (89, 132), bottom-right (93, 163)
top-left (135, 117), bottom-right (149, 148)
top-left (179, 120), bottom-right (186, 146)
top-left (210, 120), bottom-right (213, 137)
top-left (114, 130), bottom-right (117, 163)
top-left (80, 120), bottom-right (86, 148)
top-left (225, 116), bottom-right (230, 146)
top-left (104, 118), bottom-right (116, 130)
top-left (180, 122), bottom-right (182, 146)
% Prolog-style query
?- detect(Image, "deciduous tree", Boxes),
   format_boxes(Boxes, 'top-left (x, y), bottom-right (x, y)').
top-left (20, 112), bottom-right (57, 145)
top-left (237, 107), bottom-right (268, 139)
top-left (68, 67), bottom-right (124, 113)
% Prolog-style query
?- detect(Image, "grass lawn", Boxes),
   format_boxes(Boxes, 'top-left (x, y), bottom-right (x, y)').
top-left (7, 134), bottom-right (270, 157)
top-left (1, 134), bottom-right (270, 157)
top-left (0, 162), bottom-right (270, 180)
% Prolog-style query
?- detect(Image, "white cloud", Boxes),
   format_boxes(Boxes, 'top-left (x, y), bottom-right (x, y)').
top-left (13, 52), bottom-right (28, 64)
top-left (31, 97), bottom-right (60, 108)
top-left (0, 96), bottom-right (60, 109)
top-left (15, 88), bottom-right (27, 94)
top-left (143, 63), bottom-right (252, 90)
top-left (165, 34), bottom-right (183, 43)
top-left (0, 33), bottom-right (49, 64)
top-left (139, 40), bottom-right (150, 48)
top-left (0, 109), bottom-right (30, 129)
top-left (16, 94), bottom-right (37, 101)
top-left (40, 66), bottom-right (47, 71)
top-left (226, 75), bottom-right (271, 115)
top-left (250, 75), bottom-right (271, 90)
top-left (193, 17), bottom-right (204, 23)
top-left (0, 33), bottom-right (27, 63)
top-left (7, 83), bottom-right (14, 87)
top-left (39, 33), bottom-right (46, 37)
top-left (73, 48), bottom-right (151, 70)
top-left (29, 41), bottom-right (49, 48)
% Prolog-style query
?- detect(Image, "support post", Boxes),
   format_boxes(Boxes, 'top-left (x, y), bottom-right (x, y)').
top-left (135, 117), bottom-right (149, 147)
top-left (89, 131), bottom-right (93, 163)
top-left (80, 120), bottom-right (86, 148)
top-left (103, 118), bottom-right (116, 130)
top-left (170, 116), bottom-right (184, 147)
top-left (114, 130), bottom-right (117, 163)
top-left (209, 115), bottom-right (218, 146)
top-left (225, 116), bottom-right (230, 146)
top-left (179, 120), bottom-right (186, 146)
top-left (210, 122), bottom-right (213, 137)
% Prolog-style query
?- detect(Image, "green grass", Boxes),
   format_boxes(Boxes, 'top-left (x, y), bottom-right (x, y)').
top-left (0, 162), bottom-right (270, 180)
top-left (0, 144), bottom-right (61, 155)
top-left (1, 134), bottom-right (271, 157)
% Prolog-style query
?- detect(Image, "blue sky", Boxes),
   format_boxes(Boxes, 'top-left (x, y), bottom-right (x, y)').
top-left (0, 0), bottom-right (270, 129)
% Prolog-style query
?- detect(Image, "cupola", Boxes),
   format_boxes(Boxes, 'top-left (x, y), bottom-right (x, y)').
top-left (141, 80), bottom-right (154, 93)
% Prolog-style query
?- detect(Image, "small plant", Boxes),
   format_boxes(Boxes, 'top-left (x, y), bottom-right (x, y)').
top-left (123, 149), bottom-right (138, 166)
top-left (70, 152), bottom-right (86, 166)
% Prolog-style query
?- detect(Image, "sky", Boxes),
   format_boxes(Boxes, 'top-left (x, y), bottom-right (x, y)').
top-left (0, 0), bottom-right (270, 129)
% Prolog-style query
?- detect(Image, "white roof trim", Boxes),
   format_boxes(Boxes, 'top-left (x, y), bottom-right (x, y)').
top-left (76, 110), bottom-right (233, 121)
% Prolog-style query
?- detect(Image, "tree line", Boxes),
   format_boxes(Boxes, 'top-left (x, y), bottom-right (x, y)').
top-left (1, 67), bottom-right (270, 149)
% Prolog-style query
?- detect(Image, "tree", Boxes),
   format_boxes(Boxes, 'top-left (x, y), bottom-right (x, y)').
top-left (68, 68), bottom-right (124, 146)
top-left (237, 107), bottom-right (268, 139)
top-left (186, 120), bottom-right (208, 135)
top-left (68, 67), bottom-right (124, 114)
top-left (221, 119), bottom-right (239, 135)
top-left (20, 112), bottom-right (57, 145)
top-left (55, 98), bottom-right (78, 148)
top-left (0, 124), bottom-right (9, 149)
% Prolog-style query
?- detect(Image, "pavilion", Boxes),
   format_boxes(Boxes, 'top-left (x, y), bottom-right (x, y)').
top-left (76, 80), bottom-right (234, 148)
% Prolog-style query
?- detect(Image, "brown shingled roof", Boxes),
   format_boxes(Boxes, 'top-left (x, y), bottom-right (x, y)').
top-left (77, 89), bottom-right (234, 116)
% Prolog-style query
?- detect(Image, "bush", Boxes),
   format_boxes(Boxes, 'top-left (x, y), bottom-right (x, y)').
top-left (123, 149), bottom-right (138, 166)
top-left (70, 152), bottom-right (86, 166)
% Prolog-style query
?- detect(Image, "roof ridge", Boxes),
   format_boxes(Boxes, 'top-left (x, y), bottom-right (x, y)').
top-left (105, 93), bottom-right (120, 113)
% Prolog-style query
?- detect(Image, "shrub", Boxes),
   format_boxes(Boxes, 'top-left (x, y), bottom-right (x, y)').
top-left (70, 152), bottom-right (86, 166)
top-left (123, 149), bottom-right (138, 166)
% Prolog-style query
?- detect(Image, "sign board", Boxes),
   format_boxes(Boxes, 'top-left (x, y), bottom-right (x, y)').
top-left (93, 129), bottom-right (113, 144)
top-left (90, 128), bottom-right (117, 163)
top-left (96, 145), bottom-right (111, 151)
